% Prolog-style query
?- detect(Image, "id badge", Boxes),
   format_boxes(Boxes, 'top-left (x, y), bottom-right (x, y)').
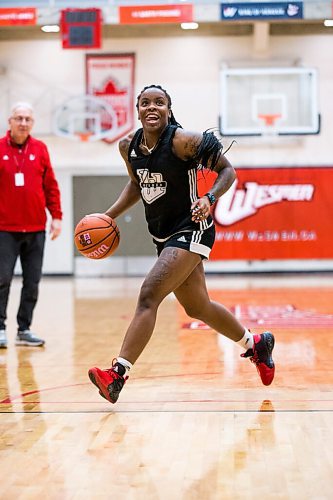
top-left (15, 172), bottom-right (25, 186)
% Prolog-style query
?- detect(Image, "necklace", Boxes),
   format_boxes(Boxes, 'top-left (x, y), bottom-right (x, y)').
top-left (141, 133), bottom-right (158, 154)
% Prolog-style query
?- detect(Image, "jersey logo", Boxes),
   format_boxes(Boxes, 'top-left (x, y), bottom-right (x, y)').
top-left (137, 168), bottom-right (167, 204)
top-left (130, 149), bottom-right (137, 158)
top-left (177, 236), bottom-right (187, 242)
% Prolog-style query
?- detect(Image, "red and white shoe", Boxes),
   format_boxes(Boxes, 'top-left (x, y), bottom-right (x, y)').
top-left (241, 332), bottom-right (275, 386)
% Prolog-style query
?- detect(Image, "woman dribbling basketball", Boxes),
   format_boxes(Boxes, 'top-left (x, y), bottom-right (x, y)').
top-left (88, 85), bottom-right (275, 404)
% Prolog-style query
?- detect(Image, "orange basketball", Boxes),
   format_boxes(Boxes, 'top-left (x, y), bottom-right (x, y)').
top-left (74, 213), bottom-right (120, 259)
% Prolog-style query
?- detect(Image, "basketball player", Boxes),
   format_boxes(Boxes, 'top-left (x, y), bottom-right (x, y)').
top-left (0, 102), bottom-right (62, 348)
top-left (88, 85), bottom-right (275, 403)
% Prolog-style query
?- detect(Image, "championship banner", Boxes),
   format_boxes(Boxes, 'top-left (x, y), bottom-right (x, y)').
top-left (198, 167), bottom-right (333, 260)
top-left (86, 53), bottom-right (135, 144)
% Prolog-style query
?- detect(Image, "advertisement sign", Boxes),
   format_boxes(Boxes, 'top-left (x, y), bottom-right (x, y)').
top-left (0, 8), bottom-right (36, 25)
top-left (198, 167), bottom-right (333, 260)
top-left (86, 53), bottom-right (135, 144)
top-left (119, 4), bottom-right (193, 24)
top-left (221, 2), bottom-right (303, 20)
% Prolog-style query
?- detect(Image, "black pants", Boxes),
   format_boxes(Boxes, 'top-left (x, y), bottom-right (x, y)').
top-left (0, 231), bottom-right (45, 331)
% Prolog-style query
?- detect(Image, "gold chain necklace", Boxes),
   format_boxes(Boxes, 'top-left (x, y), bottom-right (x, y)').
top-left (141, 133), bottom-right (158, 154)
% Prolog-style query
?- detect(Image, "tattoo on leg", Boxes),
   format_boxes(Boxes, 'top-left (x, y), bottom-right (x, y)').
top-left (148, 249), bottom-right (181, 287)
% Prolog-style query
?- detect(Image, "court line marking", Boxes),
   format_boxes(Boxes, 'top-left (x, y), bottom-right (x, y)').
top-left (1, 379), bottom-right (333, 405)
top-left (0, 409), bottom-right (332, 414)
top-left (1, 399), bottom-right (333, 404)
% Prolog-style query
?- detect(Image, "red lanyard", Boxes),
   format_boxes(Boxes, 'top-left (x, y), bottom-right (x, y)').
top-left (7, 139), bottom-right (29, 173)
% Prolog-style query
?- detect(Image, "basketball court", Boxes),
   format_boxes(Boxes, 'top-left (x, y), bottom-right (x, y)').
top-left (1, 273), bottom-right (332, 498)
top-left (1, 1), bottom-right (333, 498)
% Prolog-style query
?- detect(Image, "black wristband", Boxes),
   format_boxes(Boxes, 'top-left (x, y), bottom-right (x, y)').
top-left (204, 192), bottom-right (216, 206)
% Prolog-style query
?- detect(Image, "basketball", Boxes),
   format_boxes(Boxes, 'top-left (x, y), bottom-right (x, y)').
top-left (74, 213), bottom-right (120, 259)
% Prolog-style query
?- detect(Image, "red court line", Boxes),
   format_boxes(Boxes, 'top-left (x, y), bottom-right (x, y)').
top-left (1, 399), bottom-right (333, 405)
top-left (0, 372), bottom-right (236, 403)
top-left (1, 373), bottom-right (332, 405)
top-left (0, 383), bottom-right (84, 404)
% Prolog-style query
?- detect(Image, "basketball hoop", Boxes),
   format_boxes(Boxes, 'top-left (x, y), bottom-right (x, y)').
top-left (257, 113), bottom-right (282, 143)
top-left (258, 114), bottom-right (282, 127)
top-left (256, 113), bottom-right (283, 144)
top-left (75, 132), bottom-right (93, 142)
top-left (52, 95), bottom-right (119, 143)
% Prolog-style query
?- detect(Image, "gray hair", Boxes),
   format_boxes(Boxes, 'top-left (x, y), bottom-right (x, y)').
top-left (10, 102), bottom-right (34, 115)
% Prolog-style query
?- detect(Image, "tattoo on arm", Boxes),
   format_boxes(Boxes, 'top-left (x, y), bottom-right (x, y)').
top-left (183, 135), bottom-right (201, 160)
top-left (119, 137), bottom-right (130, 159)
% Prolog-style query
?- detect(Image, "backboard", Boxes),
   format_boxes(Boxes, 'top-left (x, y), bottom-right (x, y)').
top-left (219, 66), bottom-right (320, 136)
top-left (52, 94), bottom-right (118, 142)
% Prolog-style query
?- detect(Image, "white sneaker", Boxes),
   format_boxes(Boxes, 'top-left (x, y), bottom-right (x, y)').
top-left (0, 329), bottom-right (8, 348)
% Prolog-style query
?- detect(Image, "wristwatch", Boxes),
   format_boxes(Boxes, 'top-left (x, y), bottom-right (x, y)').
top-left (204, 192), bottom-right (216, 206)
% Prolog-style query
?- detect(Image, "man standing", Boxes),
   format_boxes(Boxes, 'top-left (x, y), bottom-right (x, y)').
top-left (0, 102), bottom-right (62, 348)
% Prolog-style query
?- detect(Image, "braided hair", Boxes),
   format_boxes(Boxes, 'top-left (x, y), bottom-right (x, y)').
top-left (194, 129), bottom-right (223, 171)
top-left (196, 130), bottom-right (236, 171)
top-left (136, 84), bottom-right (182, 127)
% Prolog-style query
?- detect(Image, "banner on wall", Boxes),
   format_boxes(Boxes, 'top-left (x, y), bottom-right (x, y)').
top-left (198, 167), bottom-right (333, 260)
top-left (119, 4), bottom-right (193, 24)
top-left (221, 2), bottom-right (303, 20)
top-left (0, 7), bottom-right (36, 25)
top-left (86, 53), bottom-right (135, 144)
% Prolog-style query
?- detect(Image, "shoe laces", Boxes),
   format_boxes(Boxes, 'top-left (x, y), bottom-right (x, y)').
top-left (241, 348), bottom-right (260, 366)
top-left (105, 363), bottom-right (129, 384)
top-left (111, 358), bottom-right (129, 377)
top-left (104, 367), bottom-right (122, 379)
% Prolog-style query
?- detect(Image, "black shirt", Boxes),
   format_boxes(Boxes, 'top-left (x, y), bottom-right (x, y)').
top-left (128, 124), bottom-right (213, 241)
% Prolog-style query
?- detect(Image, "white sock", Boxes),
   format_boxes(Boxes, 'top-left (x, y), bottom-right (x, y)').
top-left (237, 329), bottom-right (254, 350)
top-left (116, 357), bottom-right (133, 372)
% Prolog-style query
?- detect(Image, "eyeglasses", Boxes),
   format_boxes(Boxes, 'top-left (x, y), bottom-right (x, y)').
top-left (11, 116), bottom-right (34, 124)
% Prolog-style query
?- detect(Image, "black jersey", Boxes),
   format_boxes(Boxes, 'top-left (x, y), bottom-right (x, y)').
top-left (128, 124), bottom-right (213, 241)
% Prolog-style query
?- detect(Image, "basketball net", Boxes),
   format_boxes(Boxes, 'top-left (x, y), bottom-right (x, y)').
top-left (75, 132), bottom-right (93, 143)
top-left (257, 113), bottom-right (281, 144)
top-left (258, 114), bottom-right (281, 133)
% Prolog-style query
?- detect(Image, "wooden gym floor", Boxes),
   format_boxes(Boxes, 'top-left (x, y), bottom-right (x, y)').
top-left (0, 273), bottom-right (332, 499)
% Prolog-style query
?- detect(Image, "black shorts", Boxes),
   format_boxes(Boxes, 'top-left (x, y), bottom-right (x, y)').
top-left (153, 224), bottom-right (215, 260)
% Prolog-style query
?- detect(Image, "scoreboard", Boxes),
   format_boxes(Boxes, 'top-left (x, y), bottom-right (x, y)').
top-left (61, 8), bottom-right (102, 49)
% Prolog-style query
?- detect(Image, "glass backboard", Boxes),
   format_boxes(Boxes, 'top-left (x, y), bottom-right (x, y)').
top-left (219, 66), bottom-right (320, 136)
